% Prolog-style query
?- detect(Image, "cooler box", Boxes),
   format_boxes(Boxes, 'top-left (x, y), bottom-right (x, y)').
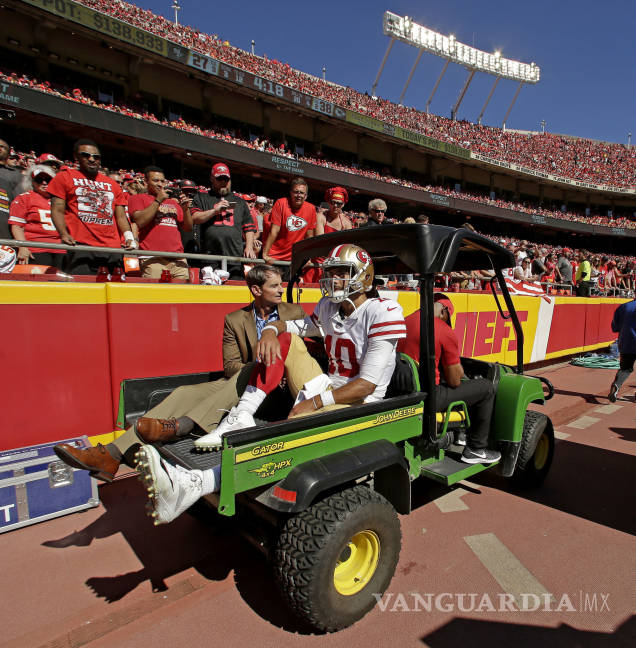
top-left (0, 436), bottom-right (99, 533)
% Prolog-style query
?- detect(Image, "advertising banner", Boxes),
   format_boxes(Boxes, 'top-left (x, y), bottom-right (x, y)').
top-left (471, 152), bottom-right (635, 196)
top-left (345, 111), bottom-right (471, 159)
top-left (21, 0), bottom-right (168, 57)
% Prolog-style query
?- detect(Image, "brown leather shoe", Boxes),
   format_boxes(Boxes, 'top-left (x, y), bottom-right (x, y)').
top-left (54, 443), bottom-right (120, 483)
top-left (135, 417), bottom-right (180, 443)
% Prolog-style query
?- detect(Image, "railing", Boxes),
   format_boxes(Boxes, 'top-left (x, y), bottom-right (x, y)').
top-left (2, 239), bottom-right (633, 297)
top-left (539, 281), bottom-right (574, 295)
top-left (0, 239), bottom-right (291, 276)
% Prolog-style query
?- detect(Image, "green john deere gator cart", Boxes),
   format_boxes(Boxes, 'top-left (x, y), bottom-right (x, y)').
top-left (124, 224), bottom-right (555, 632)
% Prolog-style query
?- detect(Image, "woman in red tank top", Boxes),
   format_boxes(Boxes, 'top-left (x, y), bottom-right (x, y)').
top-left (304, 186), bottom-right (353, 284)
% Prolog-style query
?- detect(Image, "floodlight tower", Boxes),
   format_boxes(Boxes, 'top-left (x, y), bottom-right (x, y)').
top-left (172, 0), bottom-right (181, 26)
top-left (373, 11), bottom-right (541, 127)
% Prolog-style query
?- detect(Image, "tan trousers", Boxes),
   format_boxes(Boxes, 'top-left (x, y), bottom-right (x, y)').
top-left (114, 335), bottom-right (346, 455)
top-left (114, 372), bottom-right (242, 454)
top-left (283, 335), bottom-right (349, 417)
top-left (141, 257), bottom-right (189, 280)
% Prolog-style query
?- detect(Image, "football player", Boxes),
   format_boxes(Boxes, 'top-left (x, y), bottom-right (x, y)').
top-left (135, 244), bottom-right (407, 524)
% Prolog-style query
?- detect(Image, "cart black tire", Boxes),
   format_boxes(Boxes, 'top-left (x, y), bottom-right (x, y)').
top-left (514, 411), bottom-right (554, 488)
top-left (274, 485), bottom-right (401, 632)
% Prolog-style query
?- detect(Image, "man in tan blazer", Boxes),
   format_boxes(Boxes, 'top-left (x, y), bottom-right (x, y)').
top-left (222, 300), bottom-right (306, 378)
top-left (54, 265), bottom-right (306, 482)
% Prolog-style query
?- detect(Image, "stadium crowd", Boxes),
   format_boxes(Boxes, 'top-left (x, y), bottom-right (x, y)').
top-left (1, 131), bottom-right (634, 296)
top-left (69, 0), bottom-right (636, 190)
top-left (2, 69), bottom-right (634, 232)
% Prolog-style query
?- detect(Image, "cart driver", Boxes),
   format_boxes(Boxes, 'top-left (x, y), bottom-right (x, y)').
top-left (135, 243), bottom-right (407, 525)
top-left (398, 294), bottom-right (501, 465)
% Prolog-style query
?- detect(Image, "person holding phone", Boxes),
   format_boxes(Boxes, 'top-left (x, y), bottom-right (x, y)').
top-left (128, 166), bottom-right (193, 280)
top-left (190, 162), bottom-right (257, 279)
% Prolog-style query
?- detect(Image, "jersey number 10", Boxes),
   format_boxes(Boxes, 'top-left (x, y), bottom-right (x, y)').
top-left (325, 335), bottom-right (360, 378)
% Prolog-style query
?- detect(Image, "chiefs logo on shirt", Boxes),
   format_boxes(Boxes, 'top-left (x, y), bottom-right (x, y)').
top-left (286, 215), bottom-right (307, 232)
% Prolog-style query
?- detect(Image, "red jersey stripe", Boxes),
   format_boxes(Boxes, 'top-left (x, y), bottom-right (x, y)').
top-left (370, 320), bottom-right (405, 329)
top-left (368, 329), bottom-right (407, 339)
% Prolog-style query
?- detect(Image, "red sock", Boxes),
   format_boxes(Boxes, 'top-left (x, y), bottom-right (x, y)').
top-left (248, 332), bottom-right (292, 393)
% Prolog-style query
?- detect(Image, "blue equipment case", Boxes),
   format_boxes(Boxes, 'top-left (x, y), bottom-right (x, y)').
top-left (0, 436), bottom-right (99, 533)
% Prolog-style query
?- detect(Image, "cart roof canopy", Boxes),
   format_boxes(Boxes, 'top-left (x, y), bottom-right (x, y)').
top-left (290, 224), bottom-right (514, 277)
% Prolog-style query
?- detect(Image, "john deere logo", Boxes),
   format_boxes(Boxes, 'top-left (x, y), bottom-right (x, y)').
top-left (249, 459), bottom-right (292, 479)
top-left (373, 406), bottom-right (419, 425)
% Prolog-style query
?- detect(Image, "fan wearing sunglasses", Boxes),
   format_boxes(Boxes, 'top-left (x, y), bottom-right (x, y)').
top-left (514, 257), bottom-right (537, 281)
top-left (366, 198), bottom-right (388, 226)
top-left (48, 139), bottom-right (136, 275)
top-left (8, 165), bottom-right (65, 268)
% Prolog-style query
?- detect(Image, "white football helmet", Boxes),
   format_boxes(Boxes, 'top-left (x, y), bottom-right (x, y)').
top-left (320, 244), bottom-right (374, 303)
top-left (0, 246), bottom-right (17, 274)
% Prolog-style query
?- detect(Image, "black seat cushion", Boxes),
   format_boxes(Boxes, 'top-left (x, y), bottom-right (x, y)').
top-left (386, 355), bottom-right (416, 398)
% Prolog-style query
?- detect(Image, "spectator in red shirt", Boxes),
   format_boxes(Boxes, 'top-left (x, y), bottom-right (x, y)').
top-left (128, 166), bottom-right (193, 280)
top-left (398, 294), bottom-right (500, 464)
top-left (262, 178), bottom-right (316, 265)
top-left (8, 165), bottom-right (65, 268)
top-left (48, 139), bottom-right (136, 274)
top-left (260, 197), bottom-right (275, 247)
top-left (253, 196), bottom-right (269, 234)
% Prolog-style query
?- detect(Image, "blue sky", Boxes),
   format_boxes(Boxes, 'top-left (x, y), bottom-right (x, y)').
top-left (144, 0), bottom-right (634, 145)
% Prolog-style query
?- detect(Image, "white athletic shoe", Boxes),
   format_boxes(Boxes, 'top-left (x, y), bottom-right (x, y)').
top-left (135, 445), bottom-right (203, 525)
top-left (194, 407), bottom-right (256, 451)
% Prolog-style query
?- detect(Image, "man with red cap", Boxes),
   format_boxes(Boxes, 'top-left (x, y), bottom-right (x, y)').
top-left (36, 153), bottom-right (62, 171)
top-left (399, 294), bottom-right (500, 464)
top-left (262, 177), bottom-right (316, 270)
top-left (190, 162), bottom-right (257, 278)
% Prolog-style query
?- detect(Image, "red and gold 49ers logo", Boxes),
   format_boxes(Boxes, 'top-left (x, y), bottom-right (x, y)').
top-left (356, 249), bottom-right (370, 265)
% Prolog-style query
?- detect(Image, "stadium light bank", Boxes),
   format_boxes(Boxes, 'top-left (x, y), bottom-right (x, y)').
top-left (372, 11), bottom-right (541, 128)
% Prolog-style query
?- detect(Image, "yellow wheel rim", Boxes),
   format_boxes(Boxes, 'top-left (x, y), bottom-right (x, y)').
top-left (534, 433), bottom-right (549, 470)
top-left (333, 530), bottom-right (380, 596)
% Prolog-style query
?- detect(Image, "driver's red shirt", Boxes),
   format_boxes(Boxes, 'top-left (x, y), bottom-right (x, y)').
top-left (398, 312), bottom-right (461, 384)
top-left (47, 169), bottom-right (127, 247)
top-left (268, 198), bottom-right (316, 261)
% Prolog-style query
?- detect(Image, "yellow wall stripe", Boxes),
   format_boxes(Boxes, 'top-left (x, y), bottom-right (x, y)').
top-left (0, 281), bottom-right (106, 304)
top-left (106, 283), bottom-right (251, 304)
top-left (87, 429), bottom-right (126, 447)
top-left (544, 340), bottom-right (612, 360)
top-left (0, 280), bottom-right (326, 306)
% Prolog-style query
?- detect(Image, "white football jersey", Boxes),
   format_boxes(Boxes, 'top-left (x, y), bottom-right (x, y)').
top-left (307, 296), bottom-right (407, 401)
